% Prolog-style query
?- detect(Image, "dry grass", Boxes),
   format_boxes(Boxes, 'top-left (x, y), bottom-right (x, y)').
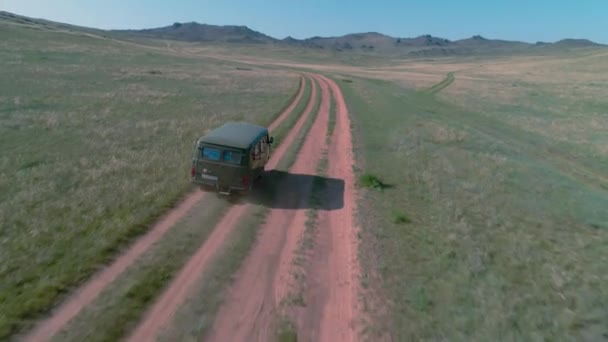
top-left (0, 21), bottom-right (298, 338)
top-left (3, 12), bottom-right (608, 341)
top-left (337, 51), bottom-right (608, 340)
top-left (437, 51), bottom-right (608, 175)
top-left (50, 197), bottom-right (231, 342)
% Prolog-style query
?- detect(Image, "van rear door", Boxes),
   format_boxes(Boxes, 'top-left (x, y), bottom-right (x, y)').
top-left (195, 144), bottom-right (247, 190)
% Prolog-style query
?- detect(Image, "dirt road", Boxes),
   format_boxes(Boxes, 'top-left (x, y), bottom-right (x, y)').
top-left (21, 73), bottom-right (306, 342)
top-left (126, 76), bottom-right (319, 342)
top-left (303, 74), bottom-right (362, 342)
top-left (22, 71), bottom-right (361, 342)
top-left (269, 75), bottom-right (305, 132)
top-left (206, 73), bottom-right (331, 341)
top-left (206, 74), bottom-right (361, 342)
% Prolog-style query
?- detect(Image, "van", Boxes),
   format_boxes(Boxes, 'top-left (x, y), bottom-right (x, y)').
top-left (191, 122), bottom-right (274, 195)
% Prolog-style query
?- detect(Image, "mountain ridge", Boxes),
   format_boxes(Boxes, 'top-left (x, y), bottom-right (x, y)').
top-left (1, 11), bottom-right (604, 54)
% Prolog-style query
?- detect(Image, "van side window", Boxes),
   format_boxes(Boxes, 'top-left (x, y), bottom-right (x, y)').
top-left (259, 139), bottom-right (265, 153)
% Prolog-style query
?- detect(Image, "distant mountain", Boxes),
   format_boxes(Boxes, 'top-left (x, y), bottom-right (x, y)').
top-left (296, 33), bottom-right (455, 51)
top-left (283, 33), bottom-right (606, 56)
top-left (453, 35), bottom-right (529, 48)
top-left (296, 32), bottom-right (395, 51)
top-left (396, 34), bottom-right (451, 47)
top-left (112, 22), bottom-right (277, 44)
top-left (1, 11), bottom-right (605, 55)
top-left (552, 38), bottom-right (601, 47)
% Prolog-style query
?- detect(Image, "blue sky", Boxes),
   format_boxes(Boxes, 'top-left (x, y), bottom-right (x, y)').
top-left (3, 0), bottom-right (607, 43)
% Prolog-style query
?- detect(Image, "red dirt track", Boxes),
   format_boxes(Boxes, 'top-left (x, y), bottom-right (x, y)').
top-left (206, 73), bottom-right (331, 341)
top-left (269, 75), bottom-right (305, 132)
top-left (126, 76), bottom-right (319, 342)
top-left (21, 73), bottom-right (306, 342)
top-left (21, 191), bottom-right (207, 342)
top-left (206, 74), bottom-right (361, 342)
top-left (306, 74), bottom-right (362, 342)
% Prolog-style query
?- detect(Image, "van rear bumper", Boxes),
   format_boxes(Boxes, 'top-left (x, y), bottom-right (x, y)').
top-left (191, 178), bottom-right (249, 194)
top-left (191, 177), bottom-right (219, 188)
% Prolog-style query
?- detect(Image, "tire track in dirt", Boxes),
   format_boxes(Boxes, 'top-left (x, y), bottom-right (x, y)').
top-left (126, 76), bottom-right (319, 342)
top-left (299, 74), bottom-right (362, 342)
top-left (422, 71), bottom-right (455, 95)
top-left (269, 74), bottom-right (305, 132)
top-left (204, 73), bottom-right (330, 342)
top-left (21, 192), bottom-right (207, 342)
top-left (20, 73), bottom-right (306, 342)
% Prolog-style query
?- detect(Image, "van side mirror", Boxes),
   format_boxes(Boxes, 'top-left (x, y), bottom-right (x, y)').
top-left (269, 136), bottom-right (274, 144)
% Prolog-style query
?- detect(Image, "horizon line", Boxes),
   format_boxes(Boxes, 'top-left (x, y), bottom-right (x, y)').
top-left (1, 9), bottom-right (605, 45)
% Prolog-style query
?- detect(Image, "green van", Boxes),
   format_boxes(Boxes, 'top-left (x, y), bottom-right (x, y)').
top-left (190, 122), bottom-right (274, 195)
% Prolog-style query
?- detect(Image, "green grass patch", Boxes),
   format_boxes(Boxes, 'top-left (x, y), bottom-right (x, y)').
top-left (277, 319), bottom-right (298, 342)
top-left (391, 211), bottom-right (411, 224)
top-left (326, 87), bottom-right (337, 141)
top-left (357, 173), bottom-right (390, 190)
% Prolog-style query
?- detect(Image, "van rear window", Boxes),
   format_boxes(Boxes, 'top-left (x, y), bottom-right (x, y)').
top-left (201, 147), bottom-right (220, 161)
top-left (200, 146), bottom-right (242, 164)
top-left (222, 150), bottom-right (243, 164)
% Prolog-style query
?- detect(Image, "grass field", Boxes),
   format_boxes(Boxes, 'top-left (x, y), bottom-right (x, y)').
top-left (3, 10), bottom-right (608, 342)
top-left (0, 21), bottom-right (299, 338)
top-left (336, 52), bottom-right (608, 340)
top-left (49, 76), bottom-right (317, 342)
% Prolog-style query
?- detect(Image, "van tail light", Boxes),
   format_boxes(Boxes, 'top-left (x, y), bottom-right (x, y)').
top-left (191, 166), bottom-right (196, 178)
top-left (242, 175), bottom-right (249, 186)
